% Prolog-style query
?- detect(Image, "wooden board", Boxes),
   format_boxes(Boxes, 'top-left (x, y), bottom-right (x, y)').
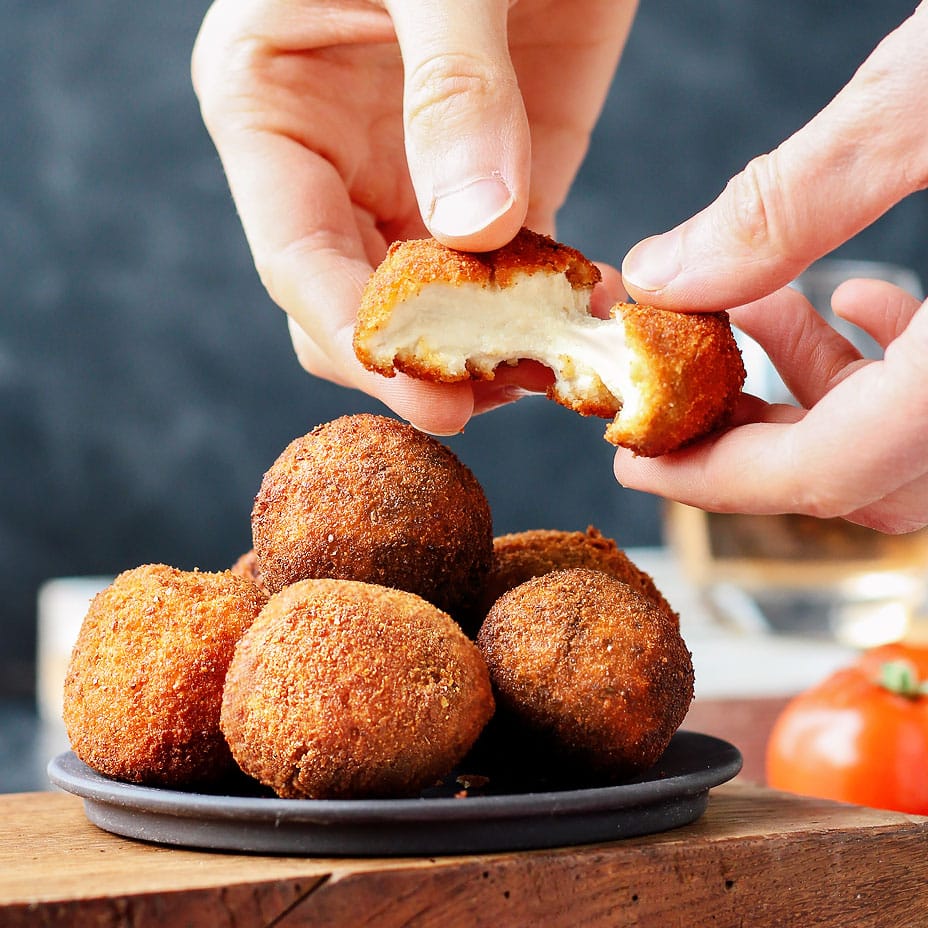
top-left (2, 784), bottom-right (927, 927)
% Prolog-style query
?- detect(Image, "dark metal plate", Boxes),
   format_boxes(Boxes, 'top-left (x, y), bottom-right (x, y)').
top-left (48, 730), bottom-right (741, 857)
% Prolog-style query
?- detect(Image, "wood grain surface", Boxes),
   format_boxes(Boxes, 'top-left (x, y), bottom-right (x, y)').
top-left (3, 784), bottom-right (927, 927)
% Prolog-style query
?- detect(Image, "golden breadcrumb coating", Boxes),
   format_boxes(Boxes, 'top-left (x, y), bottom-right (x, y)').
top-left (476, 568), bottom-right (693, 779)
top-left (353, 228), bottom-right (745, 456)
top-left (221, 579), bottom-right (495, 798)
top-left (355, 227), bottom-right (600, 320)
top-left (481, 526), bottom-right (677, 625)
top-left (62, 564), bottom-right (266, 787)
top-left (251, 414), bottom-right (493, 618)
top-left (602, 302), bottom-right (745, 455)
top-left (230, 548), bottom-right (270, 598)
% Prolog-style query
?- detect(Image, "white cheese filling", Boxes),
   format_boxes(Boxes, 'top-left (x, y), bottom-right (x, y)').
top-left (368, 272), bottom-right (637, 411)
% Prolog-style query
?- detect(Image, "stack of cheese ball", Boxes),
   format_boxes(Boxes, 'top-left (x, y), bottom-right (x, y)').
top-left (63, 414), bottom-right (694, 799)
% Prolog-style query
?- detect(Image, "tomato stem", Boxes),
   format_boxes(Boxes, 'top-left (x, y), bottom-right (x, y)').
top-left (878, 659), bottom-right (928, 697)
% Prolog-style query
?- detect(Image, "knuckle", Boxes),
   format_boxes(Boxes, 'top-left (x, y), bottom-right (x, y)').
top-left (190, 4), bottom-right (233, 103)
top-left (253, 254), bottom-right (281, 306)
top-left (191, 18), bottom-right (262, 127)
top-left (189, 32), bottom-right (213, 100)
top-left (896, 121), bottom-right (928, 195)
top-left (798, 495), bottom-right (848, 521)
top-left (721, 153), bottom-right (789, 254)
top-left (405, 53), bottom-right (506, 133)
top-left (253, 241), bottom-right (310, 317)
top-left (788, 466), bottom-right (851, 521)
top-left (866, 515), bottom-right (928, 535)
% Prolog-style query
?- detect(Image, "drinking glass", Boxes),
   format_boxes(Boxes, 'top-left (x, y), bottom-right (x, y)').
top-left (666, 259), bottom-right (928, 647)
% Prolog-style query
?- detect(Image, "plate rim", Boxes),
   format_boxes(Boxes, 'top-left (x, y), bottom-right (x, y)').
top-left (47, 729), bottom-right (742, 826)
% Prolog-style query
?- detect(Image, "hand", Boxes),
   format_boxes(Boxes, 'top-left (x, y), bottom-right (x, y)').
top-left (192, 0), bottom-right (636, 434)
top-left (621, 4), bottom-right (928, 310)
top-left (615, 4), bottom-right (928, 532)
top-left (614, 279), bottom-right (928, 533)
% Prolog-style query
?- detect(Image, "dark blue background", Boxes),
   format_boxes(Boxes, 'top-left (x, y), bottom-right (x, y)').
top-left (2, 1), bottom-right (924, 695)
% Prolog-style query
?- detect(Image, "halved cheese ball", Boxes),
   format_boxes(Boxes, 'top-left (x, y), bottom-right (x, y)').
top-left (354, 229), bottom-right (746, 457)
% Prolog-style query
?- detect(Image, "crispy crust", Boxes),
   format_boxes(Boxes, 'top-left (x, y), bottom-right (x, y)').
top-left (230, 548), bottom-right (270, 598)
top-left (354, 228), bottom-right (600, 384)
top-left (476, 568), bottom-right (694, 779)
top-left (251, 414), bottom-right (493, 618)
top-left (480, 526), bottom-right (678, 625)
top-left (604, 302), bottom-right (745, 456)
top-left (220, 579), bottom-right (495, 799)
top-left (353, 230), bottom-right (745, 456)
top-left (62, 564), bottom-right (267, 787)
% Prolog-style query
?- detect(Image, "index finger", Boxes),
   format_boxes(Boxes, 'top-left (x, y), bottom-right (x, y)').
top-left (622, 5), bottom-right (928, 311)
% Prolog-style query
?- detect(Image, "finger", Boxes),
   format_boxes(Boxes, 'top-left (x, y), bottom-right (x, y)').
top-left (591, 262), bottom-right (626, 319)
top-left (194, 0), bottom-right (398, 266)
top-left (613, 303), bottom-right (928, 518)
top-left (843, 470), bottom-right (928, 534)
top-left (287, 317), bottom-right (357, 389)
top-left (384, 0), bottom-right (530, 250)
top-left (727, 393), bottom-right (805, 427)
top-left (269, 220), bottom-right (480, 431)
top-left (195, 2), bottom-right (382, 349)
top-left (198, 48), bottom-right (384, 353)
top-left (471, 361), bottom-right (556, 416)
top-left (509, 0), bottom-right (638, 235)
top-left (289, 318), bottom-right (476, 435)
top-left (622, 5), bottom-right (928, 310)
top-left (199, 128), bottom-right (475, 430)
top-left (729, 287), bottom-right (865, 407)
top-left (831, 278), bottom-right (925, 348)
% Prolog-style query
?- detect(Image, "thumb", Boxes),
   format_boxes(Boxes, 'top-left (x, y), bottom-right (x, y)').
top-left (385, 0), bottom-right (530, 250)
top-left (622, 5), bottom-right (928, 310)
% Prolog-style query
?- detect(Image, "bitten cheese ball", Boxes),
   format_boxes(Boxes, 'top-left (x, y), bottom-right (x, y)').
top-left (62, 564), bottom-right (266, 787)
top-left (354, 228), bottom-right (745, 456)
top-left (251, 413), bottom-right (493, 618)
top-left (220, 579), bottom-right (495, 798)
top-left (476, 568), bottom-right (693, 779)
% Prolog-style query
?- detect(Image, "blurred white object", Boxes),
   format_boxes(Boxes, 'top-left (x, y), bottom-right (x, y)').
top-left (629, 548), bottom-right (855, 698)
top-left (36, 576), bottom-right (111, 726)
top-left (673, 259), bottom-right (928, 647)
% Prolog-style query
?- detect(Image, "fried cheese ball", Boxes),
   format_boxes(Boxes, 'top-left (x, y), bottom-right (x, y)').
top-left (230, 548), bottom-right (270, 598)
top-left (251, 414), bottom-right (493, 617)
top-left (481, 526), bottom-right (677, 625)
top-left (353, 228), bottom-right (746, 457)
top-left (476, 568), bottom-right (694, 780)
top-left (62, 564), bottom-right (266, 787)
top-left (220, 579), bottom-right (495, 799)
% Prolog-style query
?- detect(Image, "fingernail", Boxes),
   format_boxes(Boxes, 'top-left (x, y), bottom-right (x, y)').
top-left (429, 175), bottom-right (514, 239)
top-left (623, 232), bottom-right (681, 293)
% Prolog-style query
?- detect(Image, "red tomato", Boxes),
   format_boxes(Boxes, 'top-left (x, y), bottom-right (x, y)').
top-left (766, 644), bottom-right (928, 814)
